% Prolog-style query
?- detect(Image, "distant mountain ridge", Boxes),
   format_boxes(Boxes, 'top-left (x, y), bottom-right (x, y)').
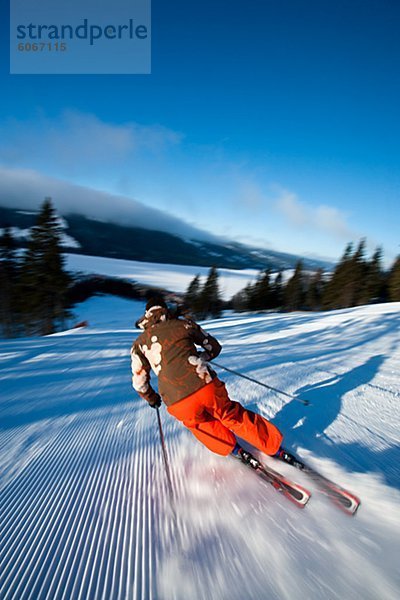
top-left (0, 205), bottom-right (332, 271)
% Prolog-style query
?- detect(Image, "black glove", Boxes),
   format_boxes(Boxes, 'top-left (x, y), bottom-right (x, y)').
top-left (148, 394), bottom-right (162, 409)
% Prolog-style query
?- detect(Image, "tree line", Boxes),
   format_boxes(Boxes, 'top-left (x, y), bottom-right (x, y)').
top-left (184, 240), bottom-right (400, 318)
top-left (2, 199), bottom-right (399, 335)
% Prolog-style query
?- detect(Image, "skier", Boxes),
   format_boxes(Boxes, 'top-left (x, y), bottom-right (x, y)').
top-left (130, 297), bottom-right (283, 462)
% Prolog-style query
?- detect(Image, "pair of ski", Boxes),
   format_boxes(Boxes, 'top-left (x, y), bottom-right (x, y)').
top-left (238, 448), bottom-right (361, 515)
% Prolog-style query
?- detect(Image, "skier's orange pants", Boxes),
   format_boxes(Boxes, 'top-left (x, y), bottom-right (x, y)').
top-left (167, 378), bottom-right (283, 456)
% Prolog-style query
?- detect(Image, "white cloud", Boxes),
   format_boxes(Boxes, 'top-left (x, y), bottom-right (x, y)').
top-left (314, 205), bottom-right (352, 238)
top-left (0, 110), bottom-right (182, 174)
top-left (0, 166), bottom-right (218, 243)
top-left (275, 189), bottom-right (308, 226)
top-left (273, 185), bottom-right (355, 240)
top-left (235, 179), bottom-right (265, 211)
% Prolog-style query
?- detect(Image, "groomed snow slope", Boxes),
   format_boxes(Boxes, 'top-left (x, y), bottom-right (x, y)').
top-left (0, 301), bottom-right (399, 600)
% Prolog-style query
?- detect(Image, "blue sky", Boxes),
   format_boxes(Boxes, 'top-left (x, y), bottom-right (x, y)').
top-left (1, 0), bottom-right (399, 264)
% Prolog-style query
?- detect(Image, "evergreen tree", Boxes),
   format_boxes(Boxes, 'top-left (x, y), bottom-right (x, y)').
top-left (323, 240), bottom-right (391, 309)
top-left (322, 242), bottom-right (354, 309)
top-left (366, 247), bottom-right (385, 303)
top-left (284, 260), bottom-right (305, 311)
top-left (19, 198), bottom-right (71, 335)
top-left (388, 256), bottom-right (400, 302)
top-left (241, 269), bottom-right (274, 312)
top-left (305, 268), bottom-right (324, 311)
top-left (184, 274), bottom-right (202, 316)
top-left (350, 239), bottom-right (369, 306)
top-left (231, 283), bottom-right (253, 312)
top-left (0, 227), bottom-right (18, 336)
top-left (246, 277), bottom-right (260, 312)
top-left (198, 266), bottom-right (222, 318)
top-left (257, 269), bottom-right (273, 310)
top-left (271, 271), bottom-right (284, 309)
top-left (231, 288), bottom-right (247, 312)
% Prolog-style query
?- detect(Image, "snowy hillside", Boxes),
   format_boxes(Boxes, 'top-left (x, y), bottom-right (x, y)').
top-left (0, 301), bottom-right (399, 599)
top-left (0, 205), bottom-right (331, 272)
top-left (65, 252), bottom-right (260, 299)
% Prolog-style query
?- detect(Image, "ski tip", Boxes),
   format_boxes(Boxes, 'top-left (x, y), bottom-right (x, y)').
top-left (345, 496), bottom-right (361, 516)
top-left (281, 481), bottom-right (312, 508)
top-left (331, 490), bottom-right (361, 516)
top-left (298, 484), bottom-right (312, 507)
top-left (298, 493), bottom-right (311, 508)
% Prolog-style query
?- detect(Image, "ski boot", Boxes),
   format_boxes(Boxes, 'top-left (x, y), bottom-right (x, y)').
top-left (232, 443), bottom-right (260, 469)
top-left (275, 448), bottom-right (303, 469)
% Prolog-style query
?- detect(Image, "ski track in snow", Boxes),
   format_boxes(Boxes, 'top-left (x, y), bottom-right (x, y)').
top-left (0, 302), bottom-right (400, 599)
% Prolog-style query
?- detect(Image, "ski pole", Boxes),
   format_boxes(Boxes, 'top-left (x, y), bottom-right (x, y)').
top-left (213, 362), bottom-right (310, 406)
top-left (155, 406), bottom-right (174, 500)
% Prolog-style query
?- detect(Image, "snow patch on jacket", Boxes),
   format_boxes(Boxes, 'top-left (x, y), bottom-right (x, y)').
top-left (188, 355), bottom-right (212, 384)
top-left (202, 337), bottom-right (213, 352)
top-left (131, 350), bottom-right (150, 394)
top-left (142, 336), bottom-right (162, 375)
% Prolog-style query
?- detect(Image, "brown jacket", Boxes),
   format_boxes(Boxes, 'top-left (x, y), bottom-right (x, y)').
top-left (131, 306), bottom-right (221, 406)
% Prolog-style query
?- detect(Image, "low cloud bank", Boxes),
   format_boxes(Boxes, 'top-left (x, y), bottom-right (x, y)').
top-left (0, 166), bottom-right (218, 242)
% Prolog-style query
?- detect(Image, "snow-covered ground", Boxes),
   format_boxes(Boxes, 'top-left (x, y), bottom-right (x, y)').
top-left (67, 296), bottom-right (144, 332)
top-left (0, 299), bottom-right (399, 600)
top-left (65, 252), bottom-right (260, 299)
